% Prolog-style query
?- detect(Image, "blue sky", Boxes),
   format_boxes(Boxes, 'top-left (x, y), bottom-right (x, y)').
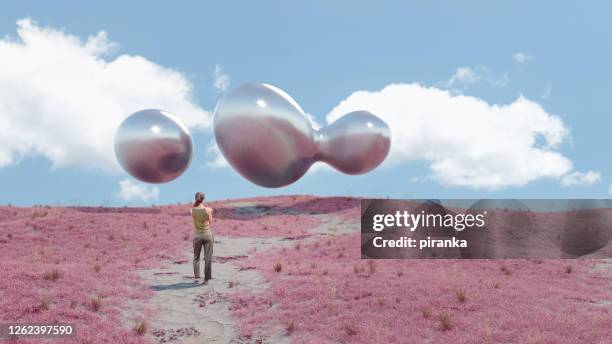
top-left (0, 1), bottom-right (610, 206)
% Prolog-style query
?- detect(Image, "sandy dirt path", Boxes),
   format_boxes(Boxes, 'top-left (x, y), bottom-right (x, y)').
top-left (135, 212), bottom-right (355, 343)
top-left (137, 236), bottom-right (289, 344)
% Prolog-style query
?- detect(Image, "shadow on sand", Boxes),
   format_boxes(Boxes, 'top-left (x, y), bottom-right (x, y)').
top-left (151, 282), bottom-right (201, 291)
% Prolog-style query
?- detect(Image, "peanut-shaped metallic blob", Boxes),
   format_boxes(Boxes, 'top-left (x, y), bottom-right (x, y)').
top-left (213, 83), bottom-right (391, 187)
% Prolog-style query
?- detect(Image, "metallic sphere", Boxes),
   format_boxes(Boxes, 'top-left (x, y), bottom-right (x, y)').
top-left (213, 83), bottom-right (391, 187)
top-left (114, 109), bottom-right (193, 184)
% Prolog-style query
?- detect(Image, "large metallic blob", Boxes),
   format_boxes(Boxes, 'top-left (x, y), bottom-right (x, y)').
top-left (114, 109), bottom-right (193, 183)
top-left (213, 83), bottom-right (391, 187)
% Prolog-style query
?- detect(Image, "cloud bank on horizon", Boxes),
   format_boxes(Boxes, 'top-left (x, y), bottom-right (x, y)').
top-left (0, 18), bottom-right (603, 193)
top-left (116, 178), bottom-right (159, 202)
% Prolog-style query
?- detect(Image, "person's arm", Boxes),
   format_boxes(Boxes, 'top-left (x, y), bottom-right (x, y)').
top-left (207, 208), bottom-right (213, 224)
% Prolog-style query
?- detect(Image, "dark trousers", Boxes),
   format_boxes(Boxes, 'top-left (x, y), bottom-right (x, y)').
top-left (193, 231), bottom-right (213, 280)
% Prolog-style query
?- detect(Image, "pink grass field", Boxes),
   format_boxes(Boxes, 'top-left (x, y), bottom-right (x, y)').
top-left (0, 196), bottom-right (610, 343)
top-left (233, 235), bottom-right (611, 343)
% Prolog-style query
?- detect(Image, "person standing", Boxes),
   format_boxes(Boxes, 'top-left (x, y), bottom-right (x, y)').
top-left (191, 192), bottom-right (213, 284)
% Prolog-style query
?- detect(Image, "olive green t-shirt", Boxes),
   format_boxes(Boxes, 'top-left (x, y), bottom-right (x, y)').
top-left (192, 207), bottom-right (210, 233)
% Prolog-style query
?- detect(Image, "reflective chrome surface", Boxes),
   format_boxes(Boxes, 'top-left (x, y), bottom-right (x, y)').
top-left (318, 111), bottom-right (391, 175)
top-left (114, 109), bottom-right (193, 183)
top-left (213, 83), bottom-right (391, 187)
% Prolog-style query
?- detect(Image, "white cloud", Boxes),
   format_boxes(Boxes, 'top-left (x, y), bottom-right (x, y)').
top-left (206, 140), bottom-right (229, 168)
top-left (304, 112), bottom-right (322, 130)
top-left (0, 18), bottom-right (211, 172)
top-left (513, 52), bottom-right (534, 64)
top-left (560, 170), bottom-right (601, 187)
top-left (116, 179), bottom-right (159, 202)
top-left (444, 67), bottom-right (481, 88)
top-left (212, 64), bottom-right (230, 91)
top-left (442, 66), bottom-right (509, 91)
top-left (326, 83), bottom-right (574, 189)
